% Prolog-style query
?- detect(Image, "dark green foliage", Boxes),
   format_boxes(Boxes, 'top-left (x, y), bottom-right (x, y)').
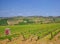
top-left (49, 32), bottom-right (53, 40)
top-left (19, 22), bottom-right (27, 25)
top-left (0, 34), bottom-right (19, 41)
top-left (0, 36), bottom-right (6, 40)
top-left (49, 29), bottom-right (60, 40)
top-left (23, 19), bottom-right (34, 24)
top-left (19, 19), bottom-right (34, 25)
top-left (6, 35), bottom-right (12, 41)
top-left (0, 19), bottom-right (8, 25)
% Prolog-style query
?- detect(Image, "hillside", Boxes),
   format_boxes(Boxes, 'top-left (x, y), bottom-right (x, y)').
top-left (0, 16), bottom-right (60, 25)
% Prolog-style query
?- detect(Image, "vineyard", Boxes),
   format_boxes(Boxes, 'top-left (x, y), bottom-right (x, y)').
top-left (0, 23), bottom-right (60, 39)
top-left (0, 23), bottom-right (60, 44)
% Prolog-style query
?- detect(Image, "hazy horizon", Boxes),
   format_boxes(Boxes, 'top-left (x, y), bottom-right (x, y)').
top-left (0, 0), bottom-right (60, 17)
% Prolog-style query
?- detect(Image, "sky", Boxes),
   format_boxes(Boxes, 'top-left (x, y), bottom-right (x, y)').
top-left (0, 0), bottom-right (60, 17)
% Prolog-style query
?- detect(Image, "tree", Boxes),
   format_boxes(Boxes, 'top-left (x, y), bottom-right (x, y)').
top-left (0, 19), bottom-right (8, 25)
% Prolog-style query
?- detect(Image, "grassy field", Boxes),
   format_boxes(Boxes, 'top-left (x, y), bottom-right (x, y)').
top-left (0, 23), bottom-right (60, 40)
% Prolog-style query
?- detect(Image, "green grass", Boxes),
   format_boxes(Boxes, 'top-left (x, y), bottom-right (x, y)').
top-left (0, 23), bottom-right (60, 40)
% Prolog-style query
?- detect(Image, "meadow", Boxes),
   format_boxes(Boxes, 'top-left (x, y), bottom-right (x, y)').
top-left (0, 23), bottom-right (60, 41)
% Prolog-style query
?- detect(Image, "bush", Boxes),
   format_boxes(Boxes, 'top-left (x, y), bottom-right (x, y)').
top-left (0, 19), bottom-right (8, 25)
